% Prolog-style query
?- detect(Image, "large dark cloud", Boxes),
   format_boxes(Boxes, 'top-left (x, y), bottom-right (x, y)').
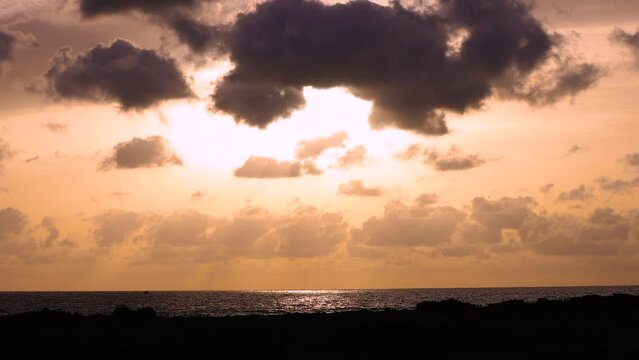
top-left (610, 27), bottom-right (639, 67)
top-left (208, 0), bottom-right (600, 134)
top-left (45, 39), bottom-right (192, 110)
top-left (79, 0), bottom-right (202, 17)
top-left (0, 30), bottom-right (16, 63)
top-left (100, 136), bottom-right (183, 170)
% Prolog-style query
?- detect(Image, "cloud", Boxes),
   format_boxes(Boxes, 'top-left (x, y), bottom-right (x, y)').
top-left (353, 200), bottom-right (466, 247)
top-left (610, 27), bottom-right (639, 67)
top-left (556, 185), bottom-right (594, 202)
top-left (624, 153), bottom-right (639, 168)
top-left (79, 0), bottom-right (231, 54)
top-left (24, 156), bottom-right (39, 163)
top-left (295, 131), bottom-right (348, 160)
top-left (40, 217), bottom-right (60, 246)
top-left (335, 146), bottom-right (368, 169)
top-left (597, 176), bottom-right (639, 194)
top-left (208, 0), bottom-right (599, 134)
top-left (540, 183), bottom-right (555, 194)
top-left (234, 156), bottom-right (301, 178)
top-left (100, 136), bottom-right (183, 170)
top-left (338, 180), bottom-right (383, 197)
top-left (190, 191), bottom-right (206, 201)
top-left (414, 193), bottom-right (438, 207)
top-left (424, 146), bottom-right (486, 171)
top-left (0, 207), bottom-right (28, 241)
top-left (96, 205), bottom-right (348, 261)
top-left (0, 138), bottom-right (14, 171)
top-left (395, 144), bottom-right (422, 161)
top-left (92, 210), bottom-right (144, 247)
top-left (566, 144), bottom-right (583, 155)
top-left (44, 39), bottom-right (192, 110)
top-left (520, 208), bottom-right (638, 256)
top-left (0, 30), bottom-right (16, 63)
top-left (42, 122), bottom-right (67, 133)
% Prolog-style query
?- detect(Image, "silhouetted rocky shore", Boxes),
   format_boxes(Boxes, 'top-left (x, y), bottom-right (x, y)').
top-left (2, 294), bottom-right (639, 359)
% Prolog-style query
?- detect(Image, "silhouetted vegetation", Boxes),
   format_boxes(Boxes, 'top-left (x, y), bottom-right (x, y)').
top-left (1, 294), bottom-right (638, 359)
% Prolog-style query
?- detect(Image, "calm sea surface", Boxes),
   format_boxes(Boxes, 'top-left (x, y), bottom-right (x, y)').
top-left (1, 286), bottom-right (638, 317)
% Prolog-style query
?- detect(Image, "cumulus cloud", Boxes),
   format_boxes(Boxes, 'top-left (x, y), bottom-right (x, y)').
top-left (100, 136), bottom-right (183, 170)
top-left (556, 185), bottom-right (594, 202)
top-left (42, 122), bottom-right (67, 133)
top-left (335, 146), bottom-right (368, 169)
top-left (40, 217), bottom-right (60, 246)
top-left (295, 131), bottom-right (348, 160)
top-left (610, 27), bottom-right (639, 67)
top-left (94, 205), bottom-right (347, 261)
top-left (338, 180), bottom-right (383, 197)
top-left (234, 156), bottom-right (302, 178)
top-left (597, 176), bottom-right (639, 194)
top-left (0, 30), bottom-right (16, 63)
top-left (209, 0), bottom-right (600, 134)
top-left (44, 39), bottom-right (192, 110)
top-left (92, 210), bottom-right (144, 247)
top-left (352, 200), bottom-right (466, 247)
top-left (0, 207), bottom-right (28, 241)
top-left (414, 193), bottom-right (438, 207)
top-left (424, 146), bottom-right (486, 171)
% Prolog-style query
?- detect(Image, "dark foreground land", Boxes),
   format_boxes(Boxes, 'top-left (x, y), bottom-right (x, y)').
top-left (2, 294), bottom-right (639, 359)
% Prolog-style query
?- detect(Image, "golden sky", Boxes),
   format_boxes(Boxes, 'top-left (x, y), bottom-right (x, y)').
top-left (0, 0), bottom-right (639, 290)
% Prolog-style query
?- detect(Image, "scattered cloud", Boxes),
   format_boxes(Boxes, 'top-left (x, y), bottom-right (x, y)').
top-left (209, 0), bottom-right (600, 134)
top-left (540, 183), bottom-right (555, 194)
top-left (597, 176), bottom-right (639, 194)
top-left (190, 191), bottom-right (206, 201)
top-left (610, 27), bottom-right (639, 67)
top-left (235, 156), bottom-right (301, 178)
top-left (624, 153), bottom-right (639, 168)
top-left (0, 138), bottom-right (14, 171)
top-left (24, 156), bottom-right (39, 163)
top-left (556, 184), bottom-right (594, 202)
top-left (338, 180), bottom-right (384, 197)
top-left (335, 146), bottom-right (368, 169)
top-left (424, 146), bottom-right (486, 171)
top-left (414, 193), bottom-right (438, 207)
top-left (100, 136), bottom-right (183, 170)
top-left (44, 39), bottom-right (192, 110)
top-left (0, 207), bottom-right (28, 241)
top-left (566, 144), bottom-right (583, 155)
top-left (92, 210), bottom-right (144, 247)
top-left (395, 144), bottom-right (422, 161)
top-left (295, 131), bottom-right (348, 160)
top-left (42, 122), bottom-right (67, 133)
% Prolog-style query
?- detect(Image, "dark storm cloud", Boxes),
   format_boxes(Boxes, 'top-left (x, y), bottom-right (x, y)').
top-left (208, 0), bottom-right (600, 134)
top-left (338, 180), bottom-right (384, 197)
top-left (597, 176), bottom-right (639, 194)
top-left (234, 156), bottom-right (302, 178)
top-left (610, 27), bottom-right (639, 67)
top-left (0, 30), bottom-right (16, 63)
top-left (556, 185), bottom-right (594, 202)
top-left (424, 147), bottom-right (486, 171)
top-left (45, 39), bottom-right (192, 110)
top-left (295, 131), bottom-right (348, 160)
top-left (79, 0), bottom-right (202, 17)
top-left (100, 136), bottom-right (183, 170)
top-left (169, 16), bottom-right (229, 54)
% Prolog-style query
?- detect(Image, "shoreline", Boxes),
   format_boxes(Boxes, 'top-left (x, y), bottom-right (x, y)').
top-left (2, 294), bottom-right (639, 359)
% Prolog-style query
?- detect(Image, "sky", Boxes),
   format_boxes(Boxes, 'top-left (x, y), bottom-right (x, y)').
top-left (0, 0), bottom-right (639, 290)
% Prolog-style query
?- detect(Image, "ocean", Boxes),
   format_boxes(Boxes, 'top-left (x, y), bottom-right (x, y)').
top-left (1, 286), bottom-right (638, 317)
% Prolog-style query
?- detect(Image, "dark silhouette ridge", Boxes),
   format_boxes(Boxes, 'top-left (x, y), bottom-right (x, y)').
top-left (1, 294), bottom-right (639, 359)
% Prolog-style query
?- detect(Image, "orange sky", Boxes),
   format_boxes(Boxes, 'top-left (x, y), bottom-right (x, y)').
top-left (0, 0), bottom-right (638, 290)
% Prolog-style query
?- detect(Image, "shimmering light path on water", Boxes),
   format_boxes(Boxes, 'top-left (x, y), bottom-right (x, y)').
top-left (1, 286), bottom-right (638, 317)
